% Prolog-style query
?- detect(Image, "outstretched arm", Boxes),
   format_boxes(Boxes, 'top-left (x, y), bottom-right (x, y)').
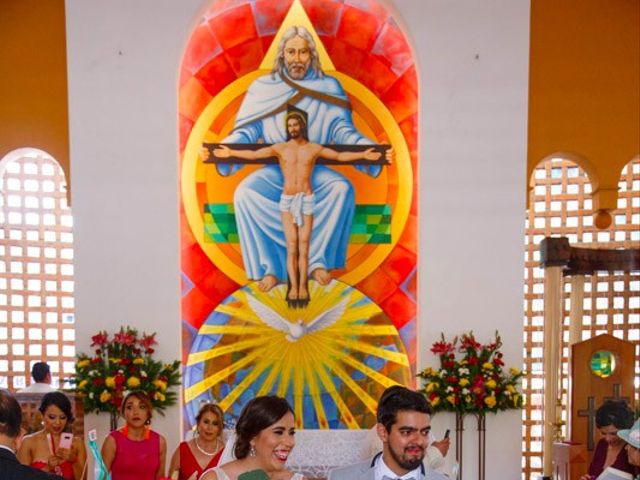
top-left (319, 146), bottom-right (382, 163)
top-left (214, 144), bottom-right (276, 160)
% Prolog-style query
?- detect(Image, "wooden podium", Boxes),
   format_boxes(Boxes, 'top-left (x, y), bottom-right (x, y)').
top-left (570, 334), bottom-right (635, 453)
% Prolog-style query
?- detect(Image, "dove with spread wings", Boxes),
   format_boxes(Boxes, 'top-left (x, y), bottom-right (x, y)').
top-left (246, 294), bottom-right (350, 342)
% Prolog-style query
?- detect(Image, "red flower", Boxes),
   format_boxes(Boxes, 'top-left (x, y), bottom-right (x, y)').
top-left (468, 356), bottom-right (479, 366)
top-left (446, 376), bottom-right (458, 384)
top-left (91, 357), bottom-right (102, 364)
top-left (146, 348), bottom-right (155, 355)
top-left (460, 333), bottom-right (481, 351)
top-left (443, 360), bottom-right (455, 369)
top-left (119, 358), bottom-right (132, 366)
top-left (431, 340), bottom-right (455, 356)
top-left (111, 396), bottom-right (123, 407)
top-left (114, 331), bottom-right (135, 345)
top-left (92, 378), bottom-right (104, 386)
top-left (114, 374), bottom-right (125, 386)
top-left (91, 332), bottom-right (109, 347)
top-left (140, 333), bottom-right (157, 349)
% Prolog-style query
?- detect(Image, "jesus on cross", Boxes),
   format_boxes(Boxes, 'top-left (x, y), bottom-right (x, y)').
top-left (213, 109), bottom-right (383, 308)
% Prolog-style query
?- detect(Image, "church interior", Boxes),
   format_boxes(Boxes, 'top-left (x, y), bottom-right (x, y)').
top-left (0, 1), bottom-right (638, 479)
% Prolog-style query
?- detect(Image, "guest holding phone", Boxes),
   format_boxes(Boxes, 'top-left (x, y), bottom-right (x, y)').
top-left (101, 391), bottom-right (167, 479)
top-left (168, 403), bottom-right (225, 479)
top-left (17, 391), bottom-right (86, 480)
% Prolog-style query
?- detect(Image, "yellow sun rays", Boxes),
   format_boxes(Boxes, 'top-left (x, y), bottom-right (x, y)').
top-left (186, 281), bottom-right (409, 428)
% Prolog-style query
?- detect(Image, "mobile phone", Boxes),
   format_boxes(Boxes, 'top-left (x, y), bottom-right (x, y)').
top-left (59, 432), bottom-right (73, 449)
top-left (444, 429), bottom-right (451, 439)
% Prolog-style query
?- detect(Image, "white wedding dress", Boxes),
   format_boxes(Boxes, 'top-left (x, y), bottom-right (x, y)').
top-left (201, 466), bottom-right (304, 480)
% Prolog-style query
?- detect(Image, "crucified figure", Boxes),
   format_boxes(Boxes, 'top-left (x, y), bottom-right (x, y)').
top-left (214, 112), bottom-right (382, 308)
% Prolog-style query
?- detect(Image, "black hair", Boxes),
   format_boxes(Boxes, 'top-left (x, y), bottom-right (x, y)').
top-left (39, 392), bottom-right (74, 427)
top-left (31, 362), bottom-right (50, 383)
top-left (377, 385), bottom-right (432, 432)
top-left (234, 396), bottom-right (294, 459)
top-left (0, 390), bottom-right (22, 438)
top-left (595, 400), bottom-right (634, 430)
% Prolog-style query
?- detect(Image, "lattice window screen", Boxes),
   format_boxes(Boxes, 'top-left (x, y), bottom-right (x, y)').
top-left (0, 150), bottom-right (75, 391)
top-left (522, 157), bottom-right (639, 480)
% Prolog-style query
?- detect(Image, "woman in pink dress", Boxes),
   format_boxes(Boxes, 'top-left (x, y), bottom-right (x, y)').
top-left (18, 392), bottom-right (86, 480)
top-left (101, 391), bottom-right (167, 479)
top-left (168, 404), bottom-right (225, 479)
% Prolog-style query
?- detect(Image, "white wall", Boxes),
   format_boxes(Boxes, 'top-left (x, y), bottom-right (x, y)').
top-left (67, 1), bottom-right (529, 479)
top-left (66, 0), bottom-right (208, 471)
top-left (399, 1), bottom-right (530, 478)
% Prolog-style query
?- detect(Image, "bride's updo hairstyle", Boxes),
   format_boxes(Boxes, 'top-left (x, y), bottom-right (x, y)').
top-left (234, 396), bottom-right (294, 459)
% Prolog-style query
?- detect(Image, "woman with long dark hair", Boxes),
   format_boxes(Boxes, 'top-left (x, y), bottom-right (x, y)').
top-left (200, 396), bottom-right (305, 480)
top-left (18, 392), bottom-right (86, 480)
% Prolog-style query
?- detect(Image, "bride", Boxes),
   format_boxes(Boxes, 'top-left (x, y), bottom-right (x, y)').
top-left (200, 396), bottom-right (305, 480)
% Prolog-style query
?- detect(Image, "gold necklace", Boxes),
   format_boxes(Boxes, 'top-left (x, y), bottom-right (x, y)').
top-left (194, 437), bottom-right (219, 456)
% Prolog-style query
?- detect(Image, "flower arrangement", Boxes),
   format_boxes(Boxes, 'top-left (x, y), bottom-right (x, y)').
top-left (418, 331), bottom-right (524, 414)
top-left (74, 327), bottom-right (181, 415)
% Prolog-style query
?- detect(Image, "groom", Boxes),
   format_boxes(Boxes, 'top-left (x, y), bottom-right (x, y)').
top-left (328, 386), bottom-right (448, 480)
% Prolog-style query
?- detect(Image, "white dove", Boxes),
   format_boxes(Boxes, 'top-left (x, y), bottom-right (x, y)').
top-left (246, 294), bottom-right (350, 342)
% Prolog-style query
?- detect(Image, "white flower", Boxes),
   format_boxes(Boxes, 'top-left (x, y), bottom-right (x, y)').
top-left (462, 388), bottom-right (470, 395)
top-left (458, 367), bottom-right (470, 376)
top-left (140, 371), bottom-right (148, 378)
top-left (439, 370), bottom-right (447, 378)
top-left (446, 386), bottom-right (454, 392)
top-left (89, 392), bottom-right (94, 399)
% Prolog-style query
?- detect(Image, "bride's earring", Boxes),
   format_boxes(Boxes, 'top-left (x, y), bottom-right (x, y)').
top-left (249, 444), bottom-right (257, 457)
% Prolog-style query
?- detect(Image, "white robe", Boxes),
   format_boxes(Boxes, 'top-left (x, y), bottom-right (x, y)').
top-left (220, 68), bottom-right (380, 281)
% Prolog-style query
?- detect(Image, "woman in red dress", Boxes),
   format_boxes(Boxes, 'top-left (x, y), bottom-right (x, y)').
top-left (169, 403), bottom-right (225, 479)
top-left (17, 392), bottom-right (86, 480)
top-left (101, 391), bottom-right (167, 479)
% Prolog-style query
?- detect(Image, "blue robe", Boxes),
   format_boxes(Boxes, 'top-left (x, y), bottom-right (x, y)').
top-left (220, 68), bottom-right (380, 281)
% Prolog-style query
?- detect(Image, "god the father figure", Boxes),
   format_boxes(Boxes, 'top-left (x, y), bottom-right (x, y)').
top-left (214, 26), bottom-right (387, 292)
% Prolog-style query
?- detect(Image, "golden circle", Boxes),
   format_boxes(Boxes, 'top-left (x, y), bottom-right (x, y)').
top-left (181, 71), bottom-right (413, 286)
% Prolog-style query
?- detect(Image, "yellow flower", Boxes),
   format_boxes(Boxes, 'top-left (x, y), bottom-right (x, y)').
top-left (485, 379), bottom-right (497, 389)
top-left (510, 367), bottom-right (521, 376)
top-left (464, 395), bottom-right (471, 404)
top-left (512, 394), bottom-right (521, 406)
top-left (77, 359), bottom-right (90, 369)
top-left (109, 358), bottom-right (120, 364)
top-left (430, 396), bottom-right (440, 407)
top-left (164, 364), bottom-right (174, 372)
top-left (446, 395), bottom-right (457, 405)
top-left (126, 376), bottom-right (141, 388)
top-left (482, 362), bottom-right (494, 370)
top-left (105, 377), bottom-right (116, 388)
top-left (153, 379), bottom-right (168, 391)
top-left (460, 359), bottom-right (468, 366)
top-left (506, 384), bottom-right (516, 394)
top-left (422, 367), bottom-right (435, 377)
top-left (459, 378), bottom-right (470, 387)
top-left (100, 390), bottom-right (111, 403)
top-left (154, 391), bottom-right (166, 402)
top-left (133, 358), bottom-right (145, 365)
top-left (78, 380), bottom-right (88, 390)
top-left (484, 395), bottom-right (497, 408)
top-left (425, 382), bottom-right (436, 393)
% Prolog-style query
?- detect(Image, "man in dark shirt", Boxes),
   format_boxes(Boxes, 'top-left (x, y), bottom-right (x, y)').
top-left (0, 389), bottom-right (64, 480)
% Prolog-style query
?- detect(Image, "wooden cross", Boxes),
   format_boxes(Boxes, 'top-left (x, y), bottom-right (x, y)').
top-left (577, 396), bottom-right (598, 451)
top-left (604, 383), bottom-right (631, 404)
top-left (202, 143), bottom-right (391, 166)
